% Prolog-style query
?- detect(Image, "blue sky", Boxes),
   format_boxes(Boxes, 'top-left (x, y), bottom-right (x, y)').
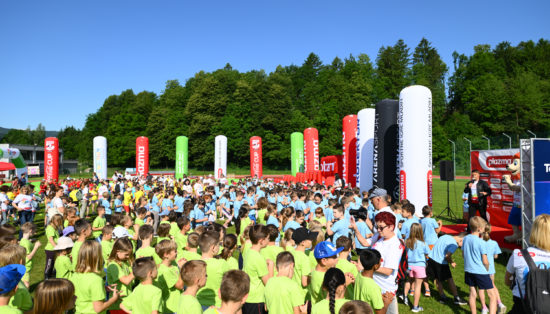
top-left (1, 0), bottom-right (548, 131)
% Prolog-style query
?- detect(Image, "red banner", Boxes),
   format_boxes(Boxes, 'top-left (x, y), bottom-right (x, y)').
top-left (250, 136), bottom-right (263, 177)
top-left (136, 137), bottom-right (149, 176)
top-left (342, 115), bottom-right (357, 187)
top-left (304, 128), bottom-right (319, 172)
top-left (470, 149), bottom-right (519, 228)
top-left (320, 155), bottom-right (343, 178)
top-left (44, 137), bottom-right (59, 182)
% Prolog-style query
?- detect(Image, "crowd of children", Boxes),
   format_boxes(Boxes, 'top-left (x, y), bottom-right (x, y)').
top-left (0, 173), bottom-right (513, 314)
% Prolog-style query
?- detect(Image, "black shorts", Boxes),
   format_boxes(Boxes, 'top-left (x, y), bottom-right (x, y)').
top-left (427, 258), bottom-right (452, 282)
top-left (464, 272), bottom-right (493, 290)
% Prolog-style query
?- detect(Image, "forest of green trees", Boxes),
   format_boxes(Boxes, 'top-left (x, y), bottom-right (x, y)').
top-left (2, 38), bottom-right (549, 171)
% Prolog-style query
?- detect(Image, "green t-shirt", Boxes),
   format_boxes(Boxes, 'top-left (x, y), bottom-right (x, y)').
top-left (265, 276), bottom-right (305, 313)
top-left (101, 239), bottom-right (113, 262)
top-left (256, 209), bottom-right (267, 225)
top-left (136, 245), bottom-right (162, 264)
top-left (311, 298), bottom-right (350, 314)
top-left (197, 257), bottom-right (229, 307)
top-left (8, 282), bottom-right (32, 312)
top-left (157, 236), bottom-right (170, 243)
top-left (72, 272), bottom-right (106, 314)
top-left (0, 305), bottom-right (22, 314)
top-left (243, 249), bottom-right (269, 303)
top-left (309, 270), bottom-right (327, 305)
top-left (71, 240), bottom-right (84, 269)
top-left (227, 256), bottom-right (239, 270)
top-left (174, 232), bottom-right (188, 250)
top-left (170, 222), bottom-right (180, 237)
top-left (92, 216), bottom-right (106, 238)
top-left (64, 220), bottom-right (69, 228)
top-left (238, 217), bottom-right (253, 245)
top-left (121, 283), bottom-right (162, 314)
top-left (203, 308), bottom-right (221, 314)
top-left (55, 255), bottom-right (73, 280)
top-left (154, 263), bottom-right (181, 313)
top-left (178, 294), bottom-right (203, 314)
top-left (314, 216), bottom-right (327, 226)
top-left (19, 238), bottom-right (33, 281)
top-left (106, 260), bottom-right (133, 310)
top-left (353, 273), bottom-right (384, 310)
top-left (308, 250), bottom-right (318, 270)
top-left (260, 244), bottom-right (284, 264)
top-left (134, 217), bottom-right (145, 227)
top-left (45, 225), bottom-right (60, 251)
top-left (336, 258), bottom-right (358, 299)
top-left (178, 249), bottom-right (202, 262)
top-left (291, 250), bottom-right (311, 297)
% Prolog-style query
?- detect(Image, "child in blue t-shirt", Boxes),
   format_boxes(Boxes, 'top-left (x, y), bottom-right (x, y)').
top-left (400, 203), bottom-right (420, 240)
top-left (462, 216), bottom-right (497, 314)
top-left (114, 194), bottom-right (123, 213)
top-left (351, 210), bottom-right (373, 253)
top-left (427, 234), bottom-right (466, 305)
top-left (326, 205), bottom-right (349, 243)
top-left (420, 206), bottom-right (441, 249)
top-left (101, 192), bottom-right (112, 221)
top-left (403, 223), bottom-right (430, 311)
top-left (479, 224), bottom-right (505, 313)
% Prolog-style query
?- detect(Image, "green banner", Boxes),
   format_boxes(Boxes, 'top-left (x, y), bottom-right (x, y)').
top-left (175, 136), bottom-right (188, 179)
top-left (290, 132), bottom-right (304, 176)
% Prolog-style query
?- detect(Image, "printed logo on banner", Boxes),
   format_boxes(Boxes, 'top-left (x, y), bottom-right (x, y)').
top-left (252, 139), bottom-right (260, 150)
top-left (137, 146), bottom-right (146, 174)
top-left (313, 140), bottom-right (319, 171)
top-left (45, 141), bottom-right (55, 151)
top-left (399, 170), bottom-right (406, 200)
top-left (342, 132), bottom-right (347, 180)
top-left (427, 170), bottom-right (433, 207)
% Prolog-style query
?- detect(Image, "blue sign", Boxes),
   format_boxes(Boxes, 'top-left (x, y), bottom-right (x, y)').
top-left (533, 139), bottom-right (550, 216)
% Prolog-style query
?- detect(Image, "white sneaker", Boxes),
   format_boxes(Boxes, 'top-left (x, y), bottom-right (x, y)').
top-left (481, 307), bottom-right (489, 314)
top-left (498, 304), bottom-right (507, 314)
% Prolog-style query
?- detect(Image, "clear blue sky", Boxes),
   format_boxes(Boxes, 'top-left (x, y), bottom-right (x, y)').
top-left (1, 0), bottom-right (548, 131)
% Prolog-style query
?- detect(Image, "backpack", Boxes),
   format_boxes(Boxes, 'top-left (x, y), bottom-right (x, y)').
top-left (114, 184), bottom-right (121, 195)
top-left (396, 239), bottom-right (408, 285)
top-left (519, 249), bottom-right (550, 314)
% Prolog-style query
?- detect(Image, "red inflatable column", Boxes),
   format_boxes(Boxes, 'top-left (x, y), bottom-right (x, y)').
top-left (304, 128), bottom-right (320, 172)
top-left (250, 136), bottom-right (263, 178)
top-left (44, 137), bottom-right (59, 183)
top-left (342, 115), bottom-right (358, 187)
top-left (136, 137), bottom-right (149, 176)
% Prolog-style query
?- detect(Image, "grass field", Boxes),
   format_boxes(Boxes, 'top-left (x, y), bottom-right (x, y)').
top-left (19, 178), bottom-right (513, 314)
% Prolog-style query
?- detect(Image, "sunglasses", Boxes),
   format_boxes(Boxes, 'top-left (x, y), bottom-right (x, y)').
top-left (376, 224), bottom-right (389, 231)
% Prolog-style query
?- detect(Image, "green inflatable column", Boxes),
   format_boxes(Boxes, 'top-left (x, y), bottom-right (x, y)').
top-left (290, 132), bottom-right (304, 176)
top-left (175, 136), bottom-right (188, 179)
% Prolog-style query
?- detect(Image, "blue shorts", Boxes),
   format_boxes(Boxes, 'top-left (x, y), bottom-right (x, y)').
top-left (465, 272), bottom-right (493, 289)
top-left (508, 206), bottom-right (522, 226)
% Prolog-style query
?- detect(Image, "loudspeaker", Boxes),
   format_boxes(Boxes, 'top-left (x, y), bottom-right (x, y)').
top-left (439, 160), bottom-right (454, 181)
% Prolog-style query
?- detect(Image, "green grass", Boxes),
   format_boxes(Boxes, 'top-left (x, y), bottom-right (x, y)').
top-left (21, 179), bottom-right (513, 313)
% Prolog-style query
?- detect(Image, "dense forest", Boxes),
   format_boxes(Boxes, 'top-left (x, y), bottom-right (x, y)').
top-left (2, 38), bottom-right (549, 171)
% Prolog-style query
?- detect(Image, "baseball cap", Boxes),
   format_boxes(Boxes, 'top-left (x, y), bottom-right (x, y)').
top-left (292, 227), bottom-right (319, 244)
top-left (0, 264), bottom-right (26, 294)
top-left (314, 241), bottom-right (344, 259)
top-left (54, 236), bottom-right (74, 251)
top-left (62, 226), bottom-right (75, 237)
top-left (368, 188), bottom-right (387, 199)
top-left (113, 226), bottom-right (129, 239)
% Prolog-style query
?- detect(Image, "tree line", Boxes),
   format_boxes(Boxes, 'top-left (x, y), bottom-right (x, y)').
top-left (2, 38), bottom-right (549, 170)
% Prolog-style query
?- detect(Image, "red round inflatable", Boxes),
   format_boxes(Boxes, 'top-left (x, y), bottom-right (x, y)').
top-left (342, 115), bottom-right (357, 187)
top-left (304, 128), bottom-right (319, 172)
top-left (44, 137), bottom-right (59, 182)
top-left (250, 136), bottom-right (262, 177)
top-left (136, 137), bottom-right (149, 176)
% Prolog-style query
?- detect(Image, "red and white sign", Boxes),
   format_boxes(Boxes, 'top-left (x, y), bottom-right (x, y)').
top-left (320, 155), bottom-right (343, 178)
top-left (136, 137), bottom-right (149, 176)
top-left (342, 115), bottom-right (357, 187)
top-left (250, 136), bottom-right (262, 177)
top-left (44, 137), bottom-right (59, 182)
top-left (304, 128), bottom-right (319, 172)
top-left (470, 149), bottom-right (519, 228)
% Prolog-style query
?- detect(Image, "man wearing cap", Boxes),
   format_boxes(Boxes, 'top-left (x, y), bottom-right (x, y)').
top-left (291, 227), bottom-right (318, 298)
top-left (0, 264), bottom-right (26, 314)
top-left (309, 241), bottom-right (344, 305)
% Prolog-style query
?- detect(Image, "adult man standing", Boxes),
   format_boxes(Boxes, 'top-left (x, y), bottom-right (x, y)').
top-left (464, 170), bottom-right (491, 227)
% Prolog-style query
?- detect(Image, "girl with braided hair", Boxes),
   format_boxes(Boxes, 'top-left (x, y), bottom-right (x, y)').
top-left (311, 267), bottom-right (350, 314)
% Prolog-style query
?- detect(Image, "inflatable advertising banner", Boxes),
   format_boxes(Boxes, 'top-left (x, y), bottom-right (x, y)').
top-left (399, 86), bottom-right (432, 216)
top-left (175, 136), bottom-right (188, 179)
top-left (373, 99), bottom-right (399, 200)
top-left (0, 148), bottom-right (27, 177)
top-left (136, 137), bottom-right (149, 176)
top-left (470, 148), bottom-right (519, 228)
top-left (291, 132), bottom-right (304, 176)
top-left (304, 128), bottom-right (319, 172)
top-left (356, 109), bottom-right (375, 193)
top-left (44, 137), bottom-right (59, 182)
top-left (215, 135), bottom-right (227, 179)
top-left (342, 115), bottom-right (357, 187)
top-left (320, 155), bottom-right (342, 178)
top-left (250, 136), bottom-right (262, 177)
top-left (533, 139), bottom-right (550, 216)
top-left (93, 136), bottom-right (107, 180)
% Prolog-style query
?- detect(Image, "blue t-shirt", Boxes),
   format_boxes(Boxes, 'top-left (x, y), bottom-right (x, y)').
top-left (267, 195), bottom-right (277, 204)
top-left (114, 199), bottom-right (123, 213)
top-left (428, 234), bottom-right (458, 265)
top-left (266, 215), bottom-right (279, 228)
top-left (283, 220), bottom-right (301, 232)
top-left (463, 234), bottom-right (489, 275)
top-left (331, 219), bottom-right (350, 243)
top-left (191, 206), bottom-right (206, 226)
top-left (407, 240), bottom-right (430, 267)
top-left (102, 199), bottom-right (112, 215)
top-left (421, 217), bottom-right (439, 246)
top-left (276, 196), bottom-right (286, 212)
top-left (151, 195), bottom-right (160, 212)
top-left (229, 191), bottom-right (236, 201)
top-left (245, 195), bottom-right (256, 207)
top-left (354, 221), bottom-right (371, 249)
top-left (401, 217), bottom-right (420, 240)
top-left (219, 197), bottom-right (230, 212)
top-left (174, 196), bottom-right (184, 213)
top-left (233, 199), bottom-right (243, 213)
top-left (485, 239), bottom-right (502, 274)
top-left (161, 198), bottom-right (173, 211)
top-left (205, 200), bottom-right (216, 217)
top-left (324, 207), bottom-right (334, 222)
top-left (294, 200), bottom-right (306, 212)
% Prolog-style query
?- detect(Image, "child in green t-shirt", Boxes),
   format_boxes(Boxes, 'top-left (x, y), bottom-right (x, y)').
top-left (0, 264), bottom-right (26, 314)
top-left (290, 227), bottom-right (318, 297)
top-left (156, 223), bottom-right (172, 243)
top-left (135, 224), bottom-right (162, 264)
top-left (197, 230), bottom-right (230, 307)
top-left (217, 234), bottom-right (239, 270)
top-left (167, 211), bottom-right (180, 237)
top-left (260, 224), bottom-right (284, 265)
top-left (354, 249), bottom-right (393, 313)
top-left (178, 232), bottom-right (202, 262)
top-left (335, 236), bottom-right (359, 299)
top-left (91, 206), bottom-right (106, 239)
top-left (154, 240), bottom-right (186, 313)
top-left (242, 225), bottom-right (274, 314)
top-left (0, 244), bottom-right (33, 313)
top-left (311, 268), bottom-right (350, 314)
top-left (175, 216), bottom-right (191, 250)
top-left (71, 219), bottom-right (92, 270)
top-left (120, 257), bottom-right (162, 314)
top-left (100, 225), bottom-right (114, 263)
top-left (44, 214), bottom-right (63, 279)
top-left (203, 270), bottom-right (250, 314)
top-left (178, 260), bottom-right (207, 314)
top-left (133, 207), bottom-right (149, 228)
top-left (310, 241), bottom-right (342, 305)
top-left (53, 237), bottom-right (74, 280)
top-left (106, 237), bottom-right (135, 311)
top-left (19, 222), bottom-right (41, 287)
top-left (265, 251), bottom-right (306, 313)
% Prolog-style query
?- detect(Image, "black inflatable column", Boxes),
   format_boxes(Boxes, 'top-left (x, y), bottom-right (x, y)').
top-left (373, 99), bottom-right (399, 201)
